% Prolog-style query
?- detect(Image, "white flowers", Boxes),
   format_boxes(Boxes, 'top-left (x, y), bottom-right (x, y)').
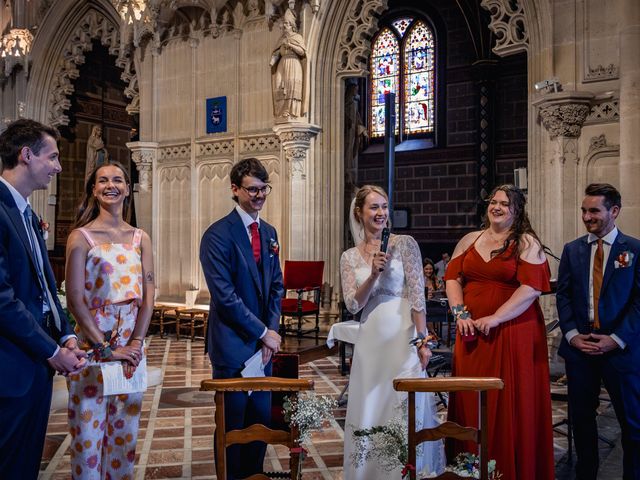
top-left (283, 392), bottom-right (337, 444)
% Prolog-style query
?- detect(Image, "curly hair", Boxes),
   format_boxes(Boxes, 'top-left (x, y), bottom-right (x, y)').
top-left (482, 184), bottom-right (544, 258)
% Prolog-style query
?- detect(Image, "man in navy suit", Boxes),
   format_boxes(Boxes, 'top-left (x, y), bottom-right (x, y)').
top-left (0, 119), bottom-right (86, 478)
top-left (557, 183), bottom-right (640, 480)
top-left (200, 157), bottom-right (283, 479)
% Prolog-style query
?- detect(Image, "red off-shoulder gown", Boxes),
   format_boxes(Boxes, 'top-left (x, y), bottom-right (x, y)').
top-left (444, 244), bottom-right (555, 480)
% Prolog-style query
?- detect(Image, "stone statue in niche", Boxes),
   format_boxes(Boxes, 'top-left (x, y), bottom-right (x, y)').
top-left (85, 125), bottom-right (109, 179)
top-left (344, 80), bottom-right (368, 188)
top-left (270, 9), bottom-right (307, 120)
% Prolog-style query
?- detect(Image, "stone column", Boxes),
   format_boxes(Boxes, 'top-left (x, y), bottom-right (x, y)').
top-left (619, 0), bottom-right (640, 236)
top-left (272, 122), bottom-right (321, 261)
top-left (127, 141), bottom-right (157, 236)
top-left (533, 92), bottom-right (593, 269)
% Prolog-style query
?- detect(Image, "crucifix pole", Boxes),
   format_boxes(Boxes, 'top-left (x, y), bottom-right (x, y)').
top-left (384, 92), bottom-right (396, 221)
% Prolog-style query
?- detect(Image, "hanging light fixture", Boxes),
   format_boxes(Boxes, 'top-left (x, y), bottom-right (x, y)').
top-left (0, 28), bottom-right (34, 77)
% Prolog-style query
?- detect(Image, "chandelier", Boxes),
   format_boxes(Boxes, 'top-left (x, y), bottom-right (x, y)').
top-left (0, 28), bottom-right (34, 77)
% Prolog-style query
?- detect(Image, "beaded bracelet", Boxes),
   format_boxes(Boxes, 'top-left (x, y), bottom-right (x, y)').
top-left (450, 304), bottom-right (470, 320)
top-left (409, 333), bottom-right (438, 350)
top-left (88, 341), bottom-right (113, 362)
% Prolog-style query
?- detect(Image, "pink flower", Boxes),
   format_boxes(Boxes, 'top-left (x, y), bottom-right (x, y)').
top-left (101, 262), bottom-right (114, 275)
top-left (86, 454), bottom-right (98, 469)
top-left (83, 385), bottom-right (98, 398)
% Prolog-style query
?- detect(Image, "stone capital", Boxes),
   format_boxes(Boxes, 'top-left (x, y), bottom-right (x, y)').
top-left (273, 122), bottom-right (321, 158)
top-left (533, 91), bottom-right (594, 139)
top-left (127, 141), bottom-right (158, 192)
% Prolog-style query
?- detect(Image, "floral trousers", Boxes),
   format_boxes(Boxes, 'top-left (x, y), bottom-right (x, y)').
top-left (67, 302), bottom-right (143, 480)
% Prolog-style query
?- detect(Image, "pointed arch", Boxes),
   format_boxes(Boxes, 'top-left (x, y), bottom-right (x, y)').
top-left (25, 0), bottom-right (139, 127)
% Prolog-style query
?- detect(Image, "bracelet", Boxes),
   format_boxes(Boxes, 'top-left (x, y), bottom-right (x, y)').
top-left (451, 304), bottom-right (470, 320)
top-left (409, 334), bottom-right (438, 350)
top-left (130, 337), bottom-right (144, 344)
top-left (89, 341), bottom-right (113, 362)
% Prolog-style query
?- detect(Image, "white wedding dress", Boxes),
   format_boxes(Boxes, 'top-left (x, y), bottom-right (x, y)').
top-left (340, 234), bottom-right (445, 479)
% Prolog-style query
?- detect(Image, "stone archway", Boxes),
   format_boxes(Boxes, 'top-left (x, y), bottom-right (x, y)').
top-left (24, 0), bottom-right (139, 248)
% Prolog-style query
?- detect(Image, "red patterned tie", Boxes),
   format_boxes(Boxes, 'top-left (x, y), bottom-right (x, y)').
top-left (250, 222), bottom-right (261, 263)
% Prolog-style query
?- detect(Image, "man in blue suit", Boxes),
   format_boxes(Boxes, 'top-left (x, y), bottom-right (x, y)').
top-left (0, 119), bottom-right (86, 478)
top-left (557, 183), bottom-right (640, 480)
top-left (200, 157), bottom-right (283, 479)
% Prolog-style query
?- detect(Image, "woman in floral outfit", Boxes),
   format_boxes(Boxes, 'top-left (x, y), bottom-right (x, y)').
top-left (65, 161), bottom-right (154, 479)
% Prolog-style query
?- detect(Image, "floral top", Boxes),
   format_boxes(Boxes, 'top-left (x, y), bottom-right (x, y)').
top-left (78, 228), bottom-right (144, 309)
top-left (340, 234), bottom-right (426, 314)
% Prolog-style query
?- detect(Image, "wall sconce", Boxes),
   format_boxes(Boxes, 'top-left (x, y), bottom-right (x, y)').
top-left (0, 28), bottom-right (34, 77)
top-left (534, 77), bottom-right (561, 94)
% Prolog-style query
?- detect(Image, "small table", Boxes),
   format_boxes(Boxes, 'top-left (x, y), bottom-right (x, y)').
top-left (327, 320), bottom-right (360, 375)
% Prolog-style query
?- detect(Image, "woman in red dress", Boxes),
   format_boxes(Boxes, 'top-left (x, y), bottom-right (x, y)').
top-left (445, 184), bottom-right (554, 480)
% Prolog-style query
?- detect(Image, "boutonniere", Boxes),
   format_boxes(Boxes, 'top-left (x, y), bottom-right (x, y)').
top-left (269, 238), bottom-right (279, 257)
top-left (614, 251), bottom-right (634, 268)
top-left (39, 217), bottom-right (50, 241)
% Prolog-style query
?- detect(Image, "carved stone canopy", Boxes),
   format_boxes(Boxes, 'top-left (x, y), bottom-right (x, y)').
top-left (533, 91), bottom-right (595, 139)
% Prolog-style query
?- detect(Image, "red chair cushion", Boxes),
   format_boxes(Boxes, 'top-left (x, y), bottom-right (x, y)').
top-left (281, 298), bottom-right (319, 314)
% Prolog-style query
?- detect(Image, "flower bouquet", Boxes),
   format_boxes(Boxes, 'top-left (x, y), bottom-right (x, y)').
top-left (439, 453), bottom-right (502, 479)
top-left (283, 392), bottom-right (337, 478)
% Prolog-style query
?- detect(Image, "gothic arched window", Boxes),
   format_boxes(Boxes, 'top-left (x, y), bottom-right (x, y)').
top-left (369, 17), bottom-right (436, 140)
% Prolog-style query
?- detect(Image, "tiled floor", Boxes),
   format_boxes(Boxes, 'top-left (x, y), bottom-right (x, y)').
top-left (39, 335), bottom-right (623, 479)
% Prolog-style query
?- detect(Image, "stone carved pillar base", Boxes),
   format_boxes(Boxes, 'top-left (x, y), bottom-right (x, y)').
top-left (273, 122), bottom-right (321, 261)
top-left (533, 92), bottom-right (593, 285)
top-left (127, 141), bottom-right (158, 237)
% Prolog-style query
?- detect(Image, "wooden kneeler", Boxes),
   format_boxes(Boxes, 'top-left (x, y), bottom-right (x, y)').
top-left (393, 377), bottom-right (504, 480)
top-left (200, 377), bottom-right (314, 480)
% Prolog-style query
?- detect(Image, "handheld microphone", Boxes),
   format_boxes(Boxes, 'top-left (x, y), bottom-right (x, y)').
top-left (379, 228), bottom-right (390, 271)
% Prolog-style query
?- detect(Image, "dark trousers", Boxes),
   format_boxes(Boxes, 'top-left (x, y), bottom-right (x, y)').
top-left (566, 357), bottom-right (640, 480)
top-left (0, 362), bottom-right (53, 479)
top-left (213, 362), bottom-right (272, 480)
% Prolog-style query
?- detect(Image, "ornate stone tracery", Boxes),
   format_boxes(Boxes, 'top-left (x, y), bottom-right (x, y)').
top-left (47, 9), bottom-right (139, 126)
top-left (128, 141), bottom-right (158, 192)
top-left (336, 0), bottom-right (388, 75)
top-left (480, 0), bottom-right (529, 56)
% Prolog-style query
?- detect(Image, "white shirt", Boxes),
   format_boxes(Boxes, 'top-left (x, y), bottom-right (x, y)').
top-left (565, 226), bottom-right (625, 349)
top-left (234, 205), bottom-right (267, 339)
top-left (0, 176), bottom-right (76, 356)
top-left (235, 205), bottom-right (260, 243)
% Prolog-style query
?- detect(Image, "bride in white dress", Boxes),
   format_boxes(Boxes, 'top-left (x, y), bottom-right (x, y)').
top-left (341, 185), bottom-right (445, 479)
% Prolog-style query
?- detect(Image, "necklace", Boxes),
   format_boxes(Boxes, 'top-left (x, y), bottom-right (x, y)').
top-left (359, 239), bottom-right (381, 262)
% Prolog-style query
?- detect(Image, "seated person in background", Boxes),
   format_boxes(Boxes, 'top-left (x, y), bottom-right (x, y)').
top-left (423, 257), bottom-right (444, 299)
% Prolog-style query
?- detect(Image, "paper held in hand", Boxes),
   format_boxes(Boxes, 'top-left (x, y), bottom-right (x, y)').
top-left (100, 358), bottom-right (148, 396)
top-left (241, 351), bottom-right (266, 396)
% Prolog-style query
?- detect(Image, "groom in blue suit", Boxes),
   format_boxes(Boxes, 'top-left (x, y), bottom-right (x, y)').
top-left (557, 183), bottom-right (640, 480)
top-left (200, 157), bottom-right (283, 479)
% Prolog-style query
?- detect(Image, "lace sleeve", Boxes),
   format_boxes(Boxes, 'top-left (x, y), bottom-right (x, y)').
top-left (340, 250), bottom-right (363, 314)
top-left (396, 235), bottom-right (426, 313)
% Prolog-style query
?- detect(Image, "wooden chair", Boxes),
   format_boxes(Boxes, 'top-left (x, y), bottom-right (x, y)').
top-left (176, 307), bottom-right (208, 341)
top-left (200, 377), bottom-right (314, 480)
top-left (150, 304), bottom-right (178, 338)
top-left (393, 377), bottom-right (504, 480)
top-left (280, 261), bottom-right (324, 338)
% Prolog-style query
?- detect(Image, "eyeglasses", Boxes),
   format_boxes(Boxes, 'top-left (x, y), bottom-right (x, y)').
top-left (240, 184), bottom-right (272, 197)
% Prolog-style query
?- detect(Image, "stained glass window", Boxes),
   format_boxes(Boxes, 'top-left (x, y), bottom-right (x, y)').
top-left (369, 17), bottom-right (436, 140)
top-left (369, 28), bottom-right (400, 138)
top-left (391, 17), bottom-right (412, 37)
top-left (404, 20), bottom-right (435, 135)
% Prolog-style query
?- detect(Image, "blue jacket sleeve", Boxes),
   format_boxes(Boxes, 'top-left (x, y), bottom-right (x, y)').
top-left (556, 243), bottom-right (578, 335)
top-left (266, 230), bottom-right (284, 331)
